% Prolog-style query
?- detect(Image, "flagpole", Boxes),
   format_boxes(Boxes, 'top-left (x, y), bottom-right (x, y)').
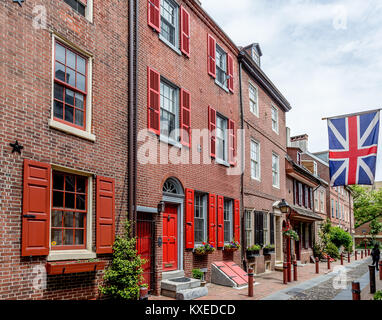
top-left (322, 108), bottom-right (382, 121)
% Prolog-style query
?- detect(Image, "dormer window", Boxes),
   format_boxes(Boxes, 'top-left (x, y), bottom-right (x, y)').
top-left (252, 48), bottom-right (260, 66)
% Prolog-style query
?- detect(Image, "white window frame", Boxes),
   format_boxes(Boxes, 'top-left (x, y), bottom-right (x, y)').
top-left (49, 34), bottom-right (95, 142)
top-left (272, 153), bottom-right (280, 188)
top-left (252, 48), bottom-right (260, 66)
top-left (215, 44), bottom-right (228, 91)
top-left (194, 193), bottom-right (207, 245)
top-left (63, 0), bottom-right (93, 22)
top-left (320, 190), bottom-right (325, 213)
top-left (313, 161), bottom-right (318, 176)
top-left (159, 0), bottom-right (181, 54)
top-left (47, 164), bottom-right (96, 261)
top-left (223, 199), bottom-right (233, 244)
top-left (271, 104), bottom-right (279, 134)
top-left (263, 212), bottom-right (269, 245)
top-left (314, 190), bottom-right (319, 211)
top-left (245, 210), bottom-right (253, 247)
top-left (249, 82), bottom-right (259, 117)
top-left (250, 139), bottom-right (261, 181)
top-left (215, 114), bottom-right (229, 165)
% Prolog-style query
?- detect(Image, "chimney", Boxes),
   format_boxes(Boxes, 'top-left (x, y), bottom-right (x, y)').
top-left (290, 134), bottom-right (309, 152)
top-left (286, 127), bottom-right (291, 147)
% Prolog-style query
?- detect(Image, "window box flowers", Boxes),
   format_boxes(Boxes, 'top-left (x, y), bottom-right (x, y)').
top-left (194, 242), bottom-right (215, 256)
top-left (46, 259), bottom-right (106, 275)
top-left (263, 244), bottom-right (275, 255)
top-left (224, 241), bottom-right (241, 252)
top-left (246, 244), bottom-right (261, 259)
top-left (282, 226), bottom-right (299, 241)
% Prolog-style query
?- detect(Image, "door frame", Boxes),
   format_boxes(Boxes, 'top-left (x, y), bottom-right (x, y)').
top-left (162, 194), bottom-right (184, 272)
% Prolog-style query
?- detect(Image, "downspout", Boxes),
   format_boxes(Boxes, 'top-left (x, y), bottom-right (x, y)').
top-left (128, 0), bottom-right (138, 237)
top-left (238, 55), bottom-right (245, 269)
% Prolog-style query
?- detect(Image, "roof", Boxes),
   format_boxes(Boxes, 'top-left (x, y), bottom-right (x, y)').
top-left (291, 205), bottom-right (324, 221)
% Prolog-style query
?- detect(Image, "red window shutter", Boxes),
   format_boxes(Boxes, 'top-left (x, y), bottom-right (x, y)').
top-left (208, 194), bottom-right (217, 248)
top-left (208, 105), bottom-right (216, 158)
top-left (227, 54), bottom-right (234, 93)
top-left (185, 188), bottom-right (194, 249)
top-left (147, 0), bottom-right (160, 32)
top-left (147, 66), bottom-right (161, 135)
top-left (22, 159), bottom-right (51, 256)
top-left (180, 6), bottom-right (190, 57)
top-left (207, 33), bottom-right (216, 78)
top-left (234, 199), bottom-right (240, 243)
top-left (96, 176), bottom-right (115, 254)
top-left (217, 195), bottom-right (224, 248)
top-left (228, 119), bottom-right (236, 166)
top-left (180, 88), bottom-right (191, 147)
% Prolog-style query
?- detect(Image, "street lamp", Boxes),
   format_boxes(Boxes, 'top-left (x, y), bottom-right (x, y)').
top-left (279, 199), bottom-right (291, 221)
top-left (279, 199), bottom-right (292, 282)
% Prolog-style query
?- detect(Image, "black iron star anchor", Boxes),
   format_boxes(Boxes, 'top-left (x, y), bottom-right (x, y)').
top-left (13, 0), bottom-right (25, 7)
top-left (10, 141), bottom-right (24, 154)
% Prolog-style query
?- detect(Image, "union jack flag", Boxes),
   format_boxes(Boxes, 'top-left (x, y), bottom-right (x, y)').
top-left (328, 110), bottom-right (380, 186)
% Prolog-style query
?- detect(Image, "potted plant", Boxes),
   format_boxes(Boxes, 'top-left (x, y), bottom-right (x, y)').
top-left (263, 244), bottom-right (275, 255)
top-left (224, 240), bottom-right (241, 252)
top-left (282, 226), bottom-right (299, 241)
top-left (194, 242), bottom-right (215, 256)
top-left (46, 259), bottom-right (106, 275)
top-left (246, 244), bottom-right (261, 259)
top-left (139, 284), bottom-right (149, 300)
top-left (192, 269), bottom-right (206, 286)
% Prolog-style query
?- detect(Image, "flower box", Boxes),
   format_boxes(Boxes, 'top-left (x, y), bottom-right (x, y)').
top-left (246, 250), bottom-right (260, 259)
top-left (223, 247), bottom-right (238, 253)
top-left (46, 260), bottom-right (106, 275)
top-left (263, 248), bottom-right (275, 255)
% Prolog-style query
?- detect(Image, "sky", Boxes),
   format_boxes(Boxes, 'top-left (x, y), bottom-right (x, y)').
top-left (202, 0), bottom-right (382, 181)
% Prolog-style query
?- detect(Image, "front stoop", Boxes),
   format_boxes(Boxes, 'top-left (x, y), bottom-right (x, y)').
top-left (160, 270), bottom-right (208, 300)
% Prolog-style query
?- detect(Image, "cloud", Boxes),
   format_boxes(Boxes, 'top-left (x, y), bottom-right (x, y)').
top-left (202, 0), bottom-right (382, 181)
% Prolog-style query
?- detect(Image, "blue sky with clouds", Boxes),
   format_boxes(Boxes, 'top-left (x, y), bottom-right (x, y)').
top-left (202, 0), bottom-right (382, 181)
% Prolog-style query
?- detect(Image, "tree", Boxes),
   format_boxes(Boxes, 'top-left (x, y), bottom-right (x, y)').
top-left (370, 219), bottom-right (382, 242)
top-left (349, 185), bottom-right (382, 228)
top-left (99, 220), bottom-right (146, 300)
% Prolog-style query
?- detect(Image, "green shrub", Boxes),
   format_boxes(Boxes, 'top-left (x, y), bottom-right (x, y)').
top-left (329, 226), bottom-right (353, 250)
top-left (374, 290), bottom-right (382, 300)
top-left (192, 269), bottom-right (203, 280)
top-left (99, 220), bottom-right (146, 300)
top-left (325, 242), bottom-right (340, 260)
top-left (247, 244), bottom-right (261, 251)
top-left (313, 241), bottom-right (324, 259)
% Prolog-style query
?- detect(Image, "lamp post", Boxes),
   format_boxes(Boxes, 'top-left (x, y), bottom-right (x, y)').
top-left (279, 199), bottom-right (292, 282)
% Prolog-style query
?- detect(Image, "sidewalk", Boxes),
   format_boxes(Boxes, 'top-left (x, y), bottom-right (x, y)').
top-left (149, 254), bottom-right (371, 300)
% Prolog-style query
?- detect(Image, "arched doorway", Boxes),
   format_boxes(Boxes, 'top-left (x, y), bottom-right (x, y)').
top-left (162, 178), bottom-right (184, 273)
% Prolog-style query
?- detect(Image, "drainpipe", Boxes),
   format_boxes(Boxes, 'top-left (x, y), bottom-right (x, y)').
top-left (128, 0), bottom-right (138, 237)
top-left (238, 55), bottom-right (245, 267)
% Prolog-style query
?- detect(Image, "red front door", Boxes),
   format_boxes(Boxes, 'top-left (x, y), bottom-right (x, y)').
top-left (136, 214), bottom-right (152, 289)
top-left (163, 204), bottom-right (177, 271)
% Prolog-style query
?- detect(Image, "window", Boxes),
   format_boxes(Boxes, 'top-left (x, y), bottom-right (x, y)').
top-left (160, 0), bottom-right (179, 49)
top-left (54, 42), bottom-right (87, 129)
top-left (298, 183), bottom-right (303, 205)
top-left (194, 193), bottom-right (207, 244)
top-left (216, 115), bottom-right (228, 162)
top-left (313, 161), bottom-right (318, 176)
top-left (263, 213), bottom-right (268, 245)
top-left (335, 200), bottom-right (338, 218)
top-left (314, 190), bottom-right (319, 211)
top-left (252, 48), bottom-right (260, 66)
top-left (216, 44), bottom-right (227, 88)
top-left (250, 140), bottom-right (260, 180)
top-left (249, 83), bottom-right (258, 116)
top-left (63, 0), bottom-right (85, 16)
top-left (160, 79), bottom-right (179, 142)
top-left (271, 105), bottom-right (279, 133)
top-left (331, 199), bottom-right (334, 217)
top-left (297, 152), bottom-right (301, 165)
top-left (51, 172), bottom-right (87, 249)
top-left (245, 210), bottom-right (253, 247)
top-left (223, 199), bottom-right (233, 243)
top-left (320, 190), bottom-right (325, 213)
top-left (254, 211), bottom-right (264, 246)
top-left (272, 153), bottom-right (280, 188)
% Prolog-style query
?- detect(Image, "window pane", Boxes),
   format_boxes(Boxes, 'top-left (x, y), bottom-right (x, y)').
top-left (53, 191), bottom-right (64, 208)
top-left (75, 230), bottom-right (84, 245)
top-left (55, 62), bottom-right (66, 82)
top-left (52, 229), bottom-right (62, 245)
top-left (77, 56), bottom-right (86, 74)
top-left (66, 67), bottom-right (76, 87)
top-left (52, 211), bottom-right (63, 227)
top-left (76, 194), bottom-right (86, 210)
top-left (53, 174), bottom-right (64, 190)
top-left (75, 92), bottom-right (84, 110)
top-left (67, 50), bottom-right (76, 69)
top-left (77, 73), bottom-right (86, 91)
top-left (64, 229), bottom-right (74, 245)
top-left (54, 84), bottom-right (64, 101)
top-left (65, 105), bottom-right (74, 123)
top-left (65, 89), bottom-right (75, 106)
top-left (75, 110), bottom-right (84, 127)
top-left (55, 43), bottom-right (66, 64)
top-left (76, 176), bottom-right (86, 193)
top-left (65, 192), bottom-right (75, 209)
top-left (54, 101), bottom-right (64, 119)
top-left (65, 175), bottom-right (75, 192)
top-left (74, 212), bottom-right (84, 228)
top-left (64, 212), bottom-right (74, 227)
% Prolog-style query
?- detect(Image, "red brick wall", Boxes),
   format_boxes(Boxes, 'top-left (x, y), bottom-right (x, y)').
top-left (137, 0), bottom-right (241, 294)
top-left (1, 0), bottom-right (128, 299)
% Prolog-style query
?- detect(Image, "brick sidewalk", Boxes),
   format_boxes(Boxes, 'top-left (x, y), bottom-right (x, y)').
top-left (149, 254), bottom-right (370, 300)
top-left (360, 269), bottom-right (382, 300)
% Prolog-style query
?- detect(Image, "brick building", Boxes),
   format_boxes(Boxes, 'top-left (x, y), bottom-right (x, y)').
top-left (135, 0), bottom-right (241, 296)
top-left (1, 0), bottom-right (129, 299)
top-left (238, 44), bottom-right (292, 274)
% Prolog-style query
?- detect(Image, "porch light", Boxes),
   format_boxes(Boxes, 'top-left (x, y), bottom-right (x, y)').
top-left (278, 199), bottom-right (290, 214)
top-left (157, 201), bottom-right (165, 214)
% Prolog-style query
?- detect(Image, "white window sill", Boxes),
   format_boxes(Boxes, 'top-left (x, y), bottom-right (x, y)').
top-left (159, 134), bottom-right (182, 149)
top-left (215, 157), bottom-right (230, 167)
top-left (251, 176), bottom-right (261, 182)
top-left (272, 128), bottom-right (279, 135)
top-left (214, 79), bottom-right (229, 93)
top-left (272, 184), bottom-right (280, 190)
top-left (159, 34), bottom-right (182, 56)
top-left (47, 249), bottom-right (97, 261)
top-left (49, 119), bottom-right (96, 142)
